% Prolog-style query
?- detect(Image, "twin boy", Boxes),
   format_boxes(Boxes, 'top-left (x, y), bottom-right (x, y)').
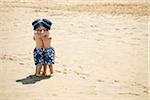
top-left (32, 19), bottom-right (55, 77)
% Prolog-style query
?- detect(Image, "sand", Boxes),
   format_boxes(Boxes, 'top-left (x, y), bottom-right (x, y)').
top-left (0, 0), bottom-right (149, 100)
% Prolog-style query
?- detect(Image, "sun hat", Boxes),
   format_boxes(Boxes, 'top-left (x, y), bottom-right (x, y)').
top-left (32, 18), bottom-right (52, 30)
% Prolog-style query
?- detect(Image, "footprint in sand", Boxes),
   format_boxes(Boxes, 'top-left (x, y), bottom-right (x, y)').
top-left (55, 68), bottom-right (68, 75)
top-left (125, 32), bottom-right (134, 35)
top-left (8, 57), bottom-right (17, 61)
top-left (54, 64), bottom-right (69, 74)
top-left (80, 76), bottom-right (86, 79)
top-left (123, 27), bottom-right (128, 30)
top-left (52, 93), bottom-right (57, 96)
top-left (74, 71), bottom-right (89, 80)
top-left (1, 54), bottom-right (17, 61)
top-left (142, 86), bottom-right (147, 89)
top-left (143, 90), bottom-right (148, 93)
top-left (70, 23), bottom-right (74, 26)
top-left (132, 82), bottom-right (148, 94)
top-left (119, 92), bottom-right (140, 96)
top-left (95, 38), bottom-right (104, 41)
top-left (62, 64), bottom-right (67, 67)
top-left (109, 80), bottom-right (120, 84)
top-left (132, 27), bottom-right (136, 29)
top-left (128, 93), bottom-right (140, 96)
top-left (115, 28), bottom-right (120, 30)
top-left (0, 54), bottom-right (7, 60)
top-left (142, 33), bottom-right (149, 37)
top-left (62, 68), bottom-right (68, 74)
top-left (78, 65), bottom-right (83, 69)
top-left (98, 33), bottom-right (105, 36)
top-left (90, 25), bottom-right (98, 28)
top-left (74, 71), bottom-right (80, 75)
top-left (19, 62), bottom-right (24, 65)
top-left (95, 39), bottom-right (101, 41)
top-left (97, 79), bottom-right (104, 82)
top-left (55, 70), bottom-right (62, 73)
top-left (113, 80), bottom-right (120, 83)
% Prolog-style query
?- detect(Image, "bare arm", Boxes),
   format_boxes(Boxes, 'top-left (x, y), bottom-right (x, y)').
top-left (41, 31), bottom-right (52, 40)
top-left (41, 32), bottom-right (52, 48)
top-left (33, 33), bottom-right (44, 48)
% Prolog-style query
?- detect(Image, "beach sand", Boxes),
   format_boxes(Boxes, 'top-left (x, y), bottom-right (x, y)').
top-left (0, 0), bottom-right (149, 100)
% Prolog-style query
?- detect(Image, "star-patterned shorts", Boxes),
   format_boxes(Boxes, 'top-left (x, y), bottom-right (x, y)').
top-left (44, 47), bottom-right (55, 64)
top-left (33, 47), bottom-right (55, 65)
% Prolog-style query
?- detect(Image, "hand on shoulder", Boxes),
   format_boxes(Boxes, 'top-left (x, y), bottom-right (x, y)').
top-left (34, 33), bottom-right (42, 39)
top-left (42, 35), bottom-right (52, 40)
top-left (41, 32), bottom-right (52, 40)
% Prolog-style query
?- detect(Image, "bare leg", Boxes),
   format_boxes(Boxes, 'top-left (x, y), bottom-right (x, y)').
top-left (43, 64), bottom-right (47, 75)
top-left (35, 65), bottom-right (42, 76)
top-left (49, 64), bottom-right (53, 74)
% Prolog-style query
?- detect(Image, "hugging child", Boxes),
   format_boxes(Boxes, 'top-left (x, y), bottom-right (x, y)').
top-left (32, 18), bottom-right (55, 77)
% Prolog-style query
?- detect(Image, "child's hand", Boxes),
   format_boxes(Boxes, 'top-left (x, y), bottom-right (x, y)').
top-left (34, 33), bottom-right (42, 39)
top-left (41, 31), bottom-right (51, 39)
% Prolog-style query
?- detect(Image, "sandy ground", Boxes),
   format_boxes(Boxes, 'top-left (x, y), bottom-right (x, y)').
top-left (0, 0), bottom-right (149, 100)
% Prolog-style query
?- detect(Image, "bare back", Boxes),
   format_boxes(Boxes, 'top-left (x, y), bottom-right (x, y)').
top-left (33, 34), bottom-right (44, 48)
top-left (42, 36), bottom-right (52, 48)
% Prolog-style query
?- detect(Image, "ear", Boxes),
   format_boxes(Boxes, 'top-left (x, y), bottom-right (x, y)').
top-left (33, 36), bottom-right (35, 40)
top-left (34, 30), bottom-right (37, 34)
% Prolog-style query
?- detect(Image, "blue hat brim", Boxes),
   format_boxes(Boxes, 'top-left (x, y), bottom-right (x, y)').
top-left (32, 19), bottom-right (52, 30)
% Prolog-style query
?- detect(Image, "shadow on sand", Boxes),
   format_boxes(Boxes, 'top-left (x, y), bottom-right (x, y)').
top-left (16, 75), bottom-right (50, 84)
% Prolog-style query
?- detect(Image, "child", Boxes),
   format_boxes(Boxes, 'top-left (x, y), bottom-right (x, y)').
top-left (32, 18), bottom-right (55, 77)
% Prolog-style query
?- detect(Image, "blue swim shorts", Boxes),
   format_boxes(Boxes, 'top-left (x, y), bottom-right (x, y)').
top-left (33, 48), bottom-right (44, 65)
top-left (33, 47), bottom-right (55, 65)
top-left (44, 47), bottom-right (55, 64)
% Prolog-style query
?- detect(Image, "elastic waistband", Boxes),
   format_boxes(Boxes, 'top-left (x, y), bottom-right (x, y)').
top-left (44, 47), bottom-right (54, 50)
top-left (34, 48), bottom-right (43, 50)
top-left (34, 47), bottom-right (54, 49)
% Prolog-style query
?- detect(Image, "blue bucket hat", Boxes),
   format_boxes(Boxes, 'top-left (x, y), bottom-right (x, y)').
top-left (32, 18), bottom-right (52, 30)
